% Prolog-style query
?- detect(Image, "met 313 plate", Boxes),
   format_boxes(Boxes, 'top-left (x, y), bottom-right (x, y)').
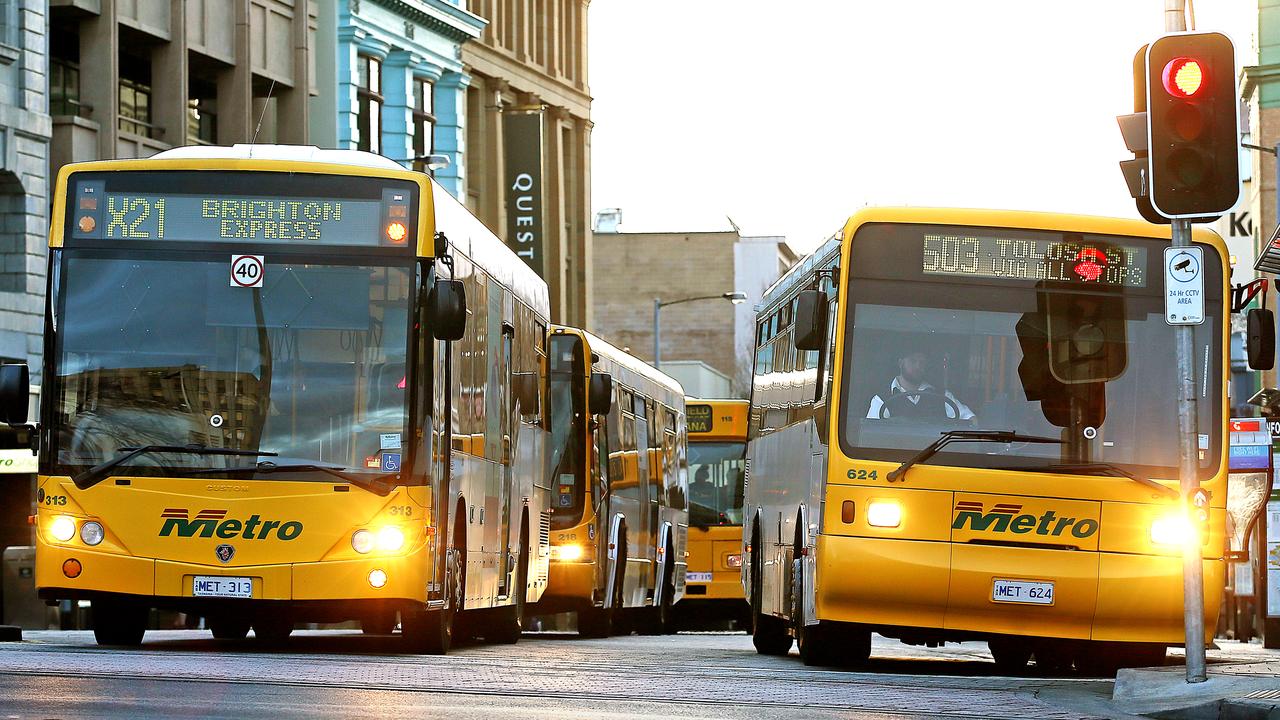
top-left (192, 576), bottom-right (253, 599)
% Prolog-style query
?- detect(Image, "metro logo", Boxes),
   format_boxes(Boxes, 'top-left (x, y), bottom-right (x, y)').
top-left (951, 501), bottom-right (1098, 539)
top-left (158, 508), bottom-right (304, 541)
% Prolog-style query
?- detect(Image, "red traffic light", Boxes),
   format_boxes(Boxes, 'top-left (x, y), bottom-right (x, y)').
top-left (1162, 57), bottom-right (1204, 98)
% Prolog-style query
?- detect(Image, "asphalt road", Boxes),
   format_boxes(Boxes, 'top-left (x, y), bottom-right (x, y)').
top-left (0, 629), bottom-right (1175, 720)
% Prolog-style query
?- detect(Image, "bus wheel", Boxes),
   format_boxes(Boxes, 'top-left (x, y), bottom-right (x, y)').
top-left (404, 550), bottom-right (461, 654)
top-left (1075, 641), bottom-right (1166, 677)
top-left (1031, 639), bottom-right (1076, 675)
top-left (749, 535), bottom-right (791, 656)
top-left (252, 616), bottom-right (293, 644)
top-left (361, 608), bottom-right (398, 635)
top-left (490, 547), bottom-right (528, 644)
top-left (577, 606), bottom-right (613, 638)
top-left (208, 617), bottom-right (251, 640)
top-left (988, 637), bottom-right (1032, 674)
top-left (92, 601), bottom-right (146, 647)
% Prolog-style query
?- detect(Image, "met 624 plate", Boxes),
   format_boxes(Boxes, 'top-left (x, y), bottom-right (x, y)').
top-left (192, 576), bottom-right (253, 598)
top-left (991, 578), bottom-right (1054, 605)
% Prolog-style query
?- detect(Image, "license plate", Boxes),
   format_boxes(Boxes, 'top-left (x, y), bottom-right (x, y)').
top-left (991, 578), bottom-right (1054, 605)
top-left (686, 572), bottom-right (713, 583)
top-left (193, 576), bottom-right (253, 599)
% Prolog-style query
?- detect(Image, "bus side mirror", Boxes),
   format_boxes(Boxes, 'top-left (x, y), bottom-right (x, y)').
top-left (1247, 308), bottom-right (1275, 370)
top-left (0, 363), bottom-right (28, 425)
top-left (794, 289), bottom-right (828, 351)
top-left (513, 371), bottom-right (540, 413)
top-left (429, 279), bottom-right (466, 341)
top-left (589, 372), bottom-right (613, 415)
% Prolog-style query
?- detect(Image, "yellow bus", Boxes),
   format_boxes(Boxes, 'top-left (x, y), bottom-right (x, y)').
top-left (539, 325), bottom-right (688, 636)
top-left (744, 207), bottom-right (1230, 674)
top-left (677, 398), bottom-right (750, 629)
top-left (15, 146), bottom-right (550, 653)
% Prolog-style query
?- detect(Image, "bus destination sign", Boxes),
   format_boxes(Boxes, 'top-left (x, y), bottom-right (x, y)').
top-left (921, 234), bottom-right (1148, 288)
top-left (687, 404), bottom-right (713, 434)
top-left (70, 180), bottom-right (413, 248)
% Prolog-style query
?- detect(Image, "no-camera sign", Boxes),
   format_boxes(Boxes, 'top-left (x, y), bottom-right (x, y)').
top-left (230, 255), bottom-right (265, 288)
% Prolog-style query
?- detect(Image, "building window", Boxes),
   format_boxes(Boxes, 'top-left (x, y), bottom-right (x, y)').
top-left (356, 55), bottom-right (383, 154)
top-left (118, 79), bottom-right (153, 137)
top-left (412, 77), bottom-right (435, 171)
top-left (187, 98), bottom-right (217, 145)
top-left (51, 59), bottom-right (80, 116)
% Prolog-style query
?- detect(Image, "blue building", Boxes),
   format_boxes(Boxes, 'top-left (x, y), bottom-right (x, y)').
top-left (311, 0), bottom-right (484, 199)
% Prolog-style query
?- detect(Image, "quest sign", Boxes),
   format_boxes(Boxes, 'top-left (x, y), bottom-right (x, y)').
top-left (503, 111), bottom-right (545, 277)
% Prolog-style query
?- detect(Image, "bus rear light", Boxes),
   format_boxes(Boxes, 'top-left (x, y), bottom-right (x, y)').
top-left (866, 501), bottom-right (902, 528)
top-left (62, 559), bottom-right (82, 579)
top-left (725, 553), bottom-right (743, 568)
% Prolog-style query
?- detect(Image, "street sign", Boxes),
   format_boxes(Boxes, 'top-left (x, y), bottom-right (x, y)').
top-left (1165, 246), bottom-right (1204, 324)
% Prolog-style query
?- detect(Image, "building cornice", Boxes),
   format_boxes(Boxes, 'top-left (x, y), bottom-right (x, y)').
top-left (1241, 63), bottom-right (1280, 100)
top-left (365, 0), bottom-right (486, 43)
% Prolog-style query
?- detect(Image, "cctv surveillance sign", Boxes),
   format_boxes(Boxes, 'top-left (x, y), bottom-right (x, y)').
top-left (1164, 247), bottom-right (1204, 325)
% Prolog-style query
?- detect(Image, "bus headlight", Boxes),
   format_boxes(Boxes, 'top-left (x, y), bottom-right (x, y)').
top-left (351, 529), bottom-right (375, 554)
top-left (79, 521), bottom-right (104, 546)
top-left (49, 515), bottom-right (76, 543)
top-left (368, 569), bottom-right (388, 588)
top-left (376, 526), bottom-right (406, 553)
top-left (725, 553), bottom-right (743, 568)
top-left (1151, 514), bottom-right (1193, 547)
top-left (552, 544), bottom-right (585, 562)
top-left (866, 501), bottom-right (902, 528)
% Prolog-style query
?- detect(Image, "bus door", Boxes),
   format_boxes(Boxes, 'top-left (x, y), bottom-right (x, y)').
top-left (497, 318), bottom-right (515, 596)
top-left (633, 395), bottom-right (653, 584)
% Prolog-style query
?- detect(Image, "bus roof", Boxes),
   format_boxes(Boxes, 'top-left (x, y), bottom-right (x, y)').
top-left (551, 325), bottom-right (686, 401)
top-left (151, 145), bottom-right (406, 171)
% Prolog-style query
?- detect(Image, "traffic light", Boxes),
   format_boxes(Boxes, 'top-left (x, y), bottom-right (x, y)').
top-left (1146, 32), bottom-right (1239, 218)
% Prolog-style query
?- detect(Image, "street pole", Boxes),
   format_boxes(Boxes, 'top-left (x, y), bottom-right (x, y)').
top-left (653, 298), bottom-right (662, 369)
top-left (1172, 219), bottom-right (1207, 684)
top-left (1162, 0), bottom-right (1208, 685)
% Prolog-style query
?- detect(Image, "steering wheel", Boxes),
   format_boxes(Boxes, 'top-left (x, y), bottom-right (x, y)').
top-left (878, 390), bottom-right (962, 420)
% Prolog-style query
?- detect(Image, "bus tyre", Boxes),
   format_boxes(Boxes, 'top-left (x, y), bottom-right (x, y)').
top-left (490, 547), bottom-right (528, 644)
top-left (361, 608), bottom-right (397, 636)
top-left (404, 550), bottom-right (462, 655)
top-left (640, 552), bottom-right (674, 636)
top-left (988, 637), bottom-right (1032, 674)
top-left (252, 616), bottom-right (293, 644)
top-left (92, 602), bottom-right (146, 647)
top-left (1075, 642), bottom-right (1166, 677)
top-left (577, 606), bottom-right (612, 638)
top-left (208, 618), bottom-right (251, 640)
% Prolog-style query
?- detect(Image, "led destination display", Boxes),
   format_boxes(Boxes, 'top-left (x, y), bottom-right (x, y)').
top-left (69, 176), bottom-right (414, 248)
top-left (921, 233), bottom-right (1148, 287)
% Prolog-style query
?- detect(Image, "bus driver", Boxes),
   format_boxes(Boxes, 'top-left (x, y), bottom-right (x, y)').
top-left (865, 350), bottom-right (975, 422)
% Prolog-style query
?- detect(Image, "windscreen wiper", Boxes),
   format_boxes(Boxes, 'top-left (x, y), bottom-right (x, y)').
top-left (1006, 462), bottom-right (1179, 499)
top-left (887, 430), bottom-right (1063, 483)
top-left (190, 460), bottom-right (396, 497)
top-left (73, 445), bottom-right (278, 490)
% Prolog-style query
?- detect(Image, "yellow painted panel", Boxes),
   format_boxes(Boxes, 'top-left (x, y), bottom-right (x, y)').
top-left (815, 535), bottom-right (950, 628)
top-left (687, 399), bottom-right (749, 440)
top-left (1093, 554), bottom-right (1223, 643)
top-left (36, 541), bottom-right (155, 597)
top-left (545, 561), bottom-right (597, 604)
top-left (291, 554), bottom-right (428, 601)
top-left (1098, 501), bottom-right (1227, 559)
top-left (821, 484), bottom-right (953, 542)
top-left (155, 561), bottom-right (290, 600)
top-left (945, 544), bottom-right (1098, 640)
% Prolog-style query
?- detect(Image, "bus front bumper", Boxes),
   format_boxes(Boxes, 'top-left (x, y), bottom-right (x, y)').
top-left (814, 534), bottom-right (1222, 644)
top-left (36, 541), bottom-right (431, 606)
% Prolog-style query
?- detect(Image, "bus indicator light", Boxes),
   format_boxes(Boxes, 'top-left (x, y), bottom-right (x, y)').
top-left (386, 222), bottom-right (407, 244)
top-left (62, 558), bottom-right (82, 579)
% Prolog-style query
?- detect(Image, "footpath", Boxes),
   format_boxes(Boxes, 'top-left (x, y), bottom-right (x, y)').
top-left (1110, 642), bottom-right (1280, 719)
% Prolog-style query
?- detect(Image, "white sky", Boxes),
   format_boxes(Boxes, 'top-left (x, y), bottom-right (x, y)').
top-left (588, 1), bottom-right (1256, 254)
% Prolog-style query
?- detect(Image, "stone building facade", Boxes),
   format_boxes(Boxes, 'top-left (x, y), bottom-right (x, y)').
top-left (462, 0), bottom-right (592, 326)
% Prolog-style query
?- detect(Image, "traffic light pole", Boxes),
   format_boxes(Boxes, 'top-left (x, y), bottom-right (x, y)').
top-left (1172, 217), bottom-right (1208, 684)
top-left (1163, 0), bottom-right (1208, 685)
